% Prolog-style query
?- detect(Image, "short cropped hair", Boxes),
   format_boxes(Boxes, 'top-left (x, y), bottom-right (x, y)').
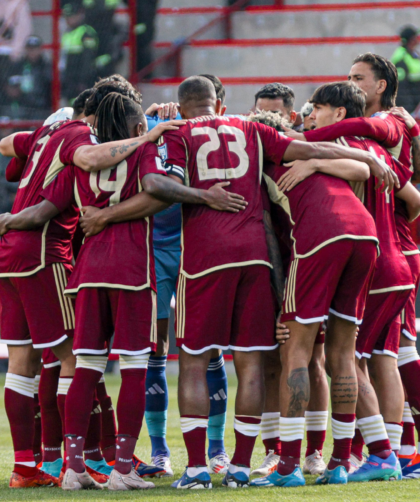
top-left (199, 74), bottom-right (225, 104)
top-left (254, 83), bottom-right (295, 111)
top-left (352, 53), bottom-right (398, 109)
top-left (72, 88), bottom-right (94, 118)
top-left (178, 76), bottom-right (216, 105)
top-left (310, 81), bottom-right (366, 119)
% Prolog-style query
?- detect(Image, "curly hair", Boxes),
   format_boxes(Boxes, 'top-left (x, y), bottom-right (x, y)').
top-left (248, 109), bottom-right (290, 132)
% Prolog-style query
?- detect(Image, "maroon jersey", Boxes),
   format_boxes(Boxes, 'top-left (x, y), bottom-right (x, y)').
top-left (304, 113), bottom-right (419, 255)
top-left (336, 135), bottom-right (414, 292)
top-left (159, 115), bottom-right (293, 278)
top-left (41, 142), bottom-right (166, 294)
top-left (0, 121), bottom-right (96, 277)
top-left (263, 166), bottom-right (377, 259)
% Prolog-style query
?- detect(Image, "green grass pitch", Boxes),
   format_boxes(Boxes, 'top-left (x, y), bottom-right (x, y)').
top-left (0, 371), bottom-right (418, 501)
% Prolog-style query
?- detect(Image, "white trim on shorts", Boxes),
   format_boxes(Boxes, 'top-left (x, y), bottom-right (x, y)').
top-left (73, 347), bottom-right (108, 356)
top-left (33, 334), bottom-right (68, 350)
top-left (329, 308), bottom-right (363, 325)
top-left (355, 350), bottom-right (371, 360)
top-left (180, 343), bottom-right (279, 355)
top-left (110, 348), bottom-right (153, 356)
top-left (295, 315), bottom-right (328, 324)
top-left (371, 349), bottom-right (398, 359)
top-left (402, 328), bottom-right (417, 341)
top-left (0, 338), bottom-right (32, 345)
top-left (43, 360), bottom-right (61, 369)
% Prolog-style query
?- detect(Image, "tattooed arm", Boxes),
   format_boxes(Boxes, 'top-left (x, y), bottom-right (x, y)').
top-left (263, 210), bottom-right (284, 309)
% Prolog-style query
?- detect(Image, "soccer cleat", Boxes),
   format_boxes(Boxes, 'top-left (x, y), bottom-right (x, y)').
top-left (41, 458), bottom-right (63, 478)
top-left (399, 451), bottom-right (418, 470)
top-left (348, 452), bottom-right (401, 482)
top-left (61, 468), bottom-right (104, 490)
top-left (222, 469), bottom-right (249, 488)
top-left (209, 451), bottom-right (230, 475)
top-left (151, 453), bottom-right (174, 477)
top-left (85, 465), bottom-right (109, 485)
top-left (315, 466), bottom-right (348, 485)
top-left (9, 469), bottom-right (59, 488)
top-left (250, 468), bottom-right (306, 488)
top-left (171, 468), bottom-right (212, 489)
top-left (250, 451), bottom-right (280, 477)
top-left (132, 454), bottom-right (165, 478)
top-left (108, 468), bottom-right (155, 490)
top-left (349, 453), bottom-right (365, 474)
top-left (85, 458), bottom-right (113, 476)
top-left (303, 450), bottom-right (327, 475)
top-left (402, 453), bottom-right (420, 479)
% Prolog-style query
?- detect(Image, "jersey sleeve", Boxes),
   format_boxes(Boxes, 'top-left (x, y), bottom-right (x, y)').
top-left (40, 166), bottom-right (76, 212)
top-left (13, 131), bottom-right (36, 158)
top-left (393, 158), bottom-right (413, 192)
top-left (158, 130), bottom-right (187, 181)
top-left (304, 117), bottom-right (393, 145)
top-left (253, 122), bottom-right (294, 165)
top-left (138, 142), bottom-right (168, 181)
top-left (5, 157), bottom-right (26, 182)
top-left (59, 124), bottom-right (99, 165)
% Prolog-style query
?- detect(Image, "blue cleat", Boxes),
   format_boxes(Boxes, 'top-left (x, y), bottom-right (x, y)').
top-left (132, 455), bottom-right (165, 478)
top-left (250, 468), bottom-right (306, 488)
top-left (316, 466), bottom-right (348, 485)
top-left (171, 468), bottom-right (212, 489)
top-left (41, 458), bottom-right (63, 478)
top-left (401, 453), bottom-right (420, 479)
top-left (348, 452), bottom-right (401, 482)
top-left (222, 470), bottom-right (249, 488)
top-left (85, 458), bottom-right (113, 476)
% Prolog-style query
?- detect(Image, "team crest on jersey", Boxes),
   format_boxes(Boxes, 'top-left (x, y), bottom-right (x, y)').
top-left (158, 143), bottom-right (168, 161)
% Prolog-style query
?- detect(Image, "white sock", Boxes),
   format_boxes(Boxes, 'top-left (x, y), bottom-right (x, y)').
top-left (228, 464), bottom-right (250, 476)
top-left (261, 412), bottom-right (280, 441)
top-left (186, 466), bottom-right (208, 477)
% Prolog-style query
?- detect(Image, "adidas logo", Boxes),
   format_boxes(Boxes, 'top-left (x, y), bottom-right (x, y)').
top-left (209, 389), bottom-right (227, 401)
top-left (146, 383), bottom-right (165, 395)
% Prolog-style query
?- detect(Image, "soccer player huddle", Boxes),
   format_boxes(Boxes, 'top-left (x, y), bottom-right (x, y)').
top-left (0, 52), bottom-right (420, 491)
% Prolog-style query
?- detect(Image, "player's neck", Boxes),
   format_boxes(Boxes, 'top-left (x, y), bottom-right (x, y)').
top-left (365, 101), bottom-right (384, 117)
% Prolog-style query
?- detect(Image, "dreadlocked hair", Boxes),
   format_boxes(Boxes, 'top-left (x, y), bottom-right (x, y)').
top-left (94, 92), bottom-right (145, 144)
top-left (248, 110), bottom-right (290, 133)
top-left (84, 78), bottom-right (142, 117)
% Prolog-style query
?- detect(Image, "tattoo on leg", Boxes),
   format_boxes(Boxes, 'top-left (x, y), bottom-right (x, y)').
top-left (358, 382), bottom-right (370, 397)
top-left (286, 367), bottom-right (309, 417)
top-left (331, 375), bottom-right (357, 406)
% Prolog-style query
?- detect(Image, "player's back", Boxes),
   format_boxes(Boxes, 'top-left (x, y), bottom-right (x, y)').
top-left (161, 115), bottom-right (284, 278)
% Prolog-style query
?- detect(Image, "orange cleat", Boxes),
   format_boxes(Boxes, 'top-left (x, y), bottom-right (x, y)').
top-left (86, 465), bottom-right (109, 485)
top-left (399, 450), bottom-right (417, 470)
top-left (9, 469), bottom-right (59, 488)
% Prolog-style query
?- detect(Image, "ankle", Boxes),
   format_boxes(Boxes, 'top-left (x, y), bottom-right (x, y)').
top-left (277, 456), bottom-right (300, 476)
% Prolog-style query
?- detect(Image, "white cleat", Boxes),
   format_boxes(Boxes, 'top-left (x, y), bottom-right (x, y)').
top-left (152, 454), bottom-right (174, 477)
top-left (303, 450), bottom-right (327, 475)
top-left (209, 452), bottom-right (230, 475)
top-left (108, 468), bottom-right (155, 490)
top-left (349, 453), bottom-right (365, 474)
top-left (250, 451), bottom-right (280, 477)
top-left (61, 468), bottom-right (103, 490)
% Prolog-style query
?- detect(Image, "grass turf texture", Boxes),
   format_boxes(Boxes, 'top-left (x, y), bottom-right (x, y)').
top-left (0, 372), bottom-right (418, 501)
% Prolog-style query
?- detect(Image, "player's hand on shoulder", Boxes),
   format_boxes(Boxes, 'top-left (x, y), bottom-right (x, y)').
top-left (80, 206), bottom-right (106, 237)
top-left (276, 319), bottom-right (290, 344)
top-left (390, 106), bottom-right (417, 129)
top-left (283, 126), bottom-right (306, 141)
top-left (369, 155), bottom-right (399, 193)
top-left (0, 213), bottom-right (11, 236)
top-left (205, 181), bottom-right (248, 213)
top-left (146, 120), bottom-right (187, 143)
top-left (278, 159), bottom-right (317, 192)
top-left (145, 102), bottom-right (179, 120)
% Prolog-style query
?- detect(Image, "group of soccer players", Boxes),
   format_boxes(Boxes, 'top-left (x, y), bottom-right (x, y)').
top-left (1, 51), bottom-right (420, 491)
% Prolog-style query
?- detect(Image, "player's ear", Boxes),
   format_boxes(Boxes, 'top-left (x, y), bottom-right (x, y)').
top-left (377, 79), bottom-right (387, 96)
top-left (289, 110), bottom-right (297, 124)
top-left (336, 106), bottom-right (347, 122)
top-left (215, 98), bottom-right (222, 116)
top-left (136, 122), bottom-right (143, 137)
top-left (220, 104), bottom-right (227, 116)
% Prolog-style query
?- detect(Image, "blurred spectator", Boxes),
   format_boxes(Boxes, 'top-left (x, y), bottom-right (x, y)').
top-left (391, 25), bottom-right (420, 112)
top-left (300, 102), bottom-right (315, 131)
top-left (9, 36), bottom-right (52, 119)
top-left (0, 75), bottom-right (24, 119)
top-left (134, 0), bottom-right (158, 75)
top-left (0, 129), bottom-right (18, 212)
top-left (61, 1), bottom-right (98, 102)
top-left (0, 0), bottom-right (32, 90)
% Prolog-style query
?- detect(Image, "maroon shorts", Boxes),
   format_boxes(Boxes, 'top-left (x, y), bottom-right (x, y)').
top-left (175, 265), bottom-right (276, 354)
top-left (400, 253), bottom-right (420, 341)
top-left (281, 239), bottom-right (377, 325)
top-left (356, 288), bottom-right (412, 359)
top-left (0, 263), bottom-right (74, 349)
top-left (42, 348), bottom-right (60, 368)
top-left (72, 287), bottom-right (157, 356)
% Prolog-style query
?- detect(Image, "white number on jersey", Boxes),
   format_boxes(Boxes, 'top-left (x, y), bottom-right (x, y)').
top-left (89, 160), bottom-right (128, 206)
top-left (19, 135), bottom-right (51, 189)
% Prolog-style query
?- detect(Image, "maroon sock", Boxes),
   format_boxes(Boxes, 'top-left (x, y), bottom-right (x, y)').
top-left (65, 368), bottom-right (100, 440)
top-left (400, 360), bottom-right (420, 438)
top-left (306, 430), bottom-right (326, 457)
top-left (96, 381), bottom-right (116, 459)
top-left (14, 451), bottom-right (37, 477)
top-left (33, 393), bottom-right (42, 465)
top-left (181, 416), bottom-right (207, 467)
top-left (84, 397), bottom-right (103, 462)
top-left (114, 435), bottom-right (137, 474)
top-left (39, 366), bottom-right (62, 462)
top-left (351, 428), bottom-right (364, 460)
top-left (231, 416), bottom-right (261, 467)
top-left (328, 413), bottom-right (355, 472)
top-left (277, 440), bottom-right (301, 475)
top-left (117, 369), bottom-right (147, 438)
top-left (368, 440), bottom-right (392, 459)
top-left (65, 435), bottom-right (85, 473)
top-left (57, 376), bottom-right (73, 438)
top-left (263, 437), bottom-right (281, 456)
top-left (402, 421), bottom-right (416, 448)
top-left (5, 378), bottom-right (37, 476)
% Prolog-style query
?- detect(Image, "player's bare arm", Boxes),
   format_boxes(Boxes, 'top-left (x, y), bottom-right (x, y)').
top-left (0, 200), bottom-right (59, 236)
top-left (395, 182), bottom-right (420, 222)
top-left (263, 210), bottom-right (284, 309)
top-left (142, 174), bottom-right (248, 212)
top-left (0, 132), bottom-right (31, 158)
top-left (282, 140), bottom-right (399, 192)
top-left (73, 120), bottom-right (186, 172)
top-left (278, 158), bottom-right (370, 192)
